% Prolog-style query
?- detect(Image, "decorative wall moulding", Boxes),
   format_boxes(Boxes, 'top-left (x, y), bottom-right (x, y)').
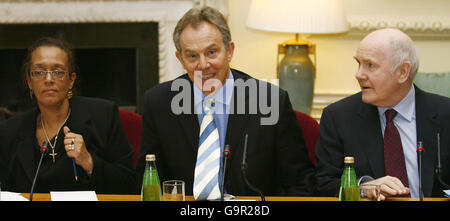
top-left (0, 0), bottom-right (228, 82)
top-left (348, 15), bottom-right (450, 38)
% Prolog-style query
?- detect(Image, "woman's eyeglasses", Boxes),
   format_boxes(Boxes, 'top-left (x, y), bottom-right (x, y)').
top-left (30, 70), bottom-right (68, 80)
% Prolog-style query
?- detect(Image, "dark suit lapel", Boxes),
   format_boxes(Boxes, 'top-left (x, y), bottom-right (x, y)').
top-left (68, 97), bottom-right (112, 162)
top-left (225, 70), bottom-right (251, 152)
top-left (225, 115), bottom-right (249, 152)
top-left (415, 87), bottom-right (438, 196)
top-left (357, 102), bottom-right (385, 179)
top-left (178, 112), bottom-right (199, 152)
top-left (69, 97), bottom-right (115, 157)
top-left (69, 97), bottom-right (93, 141)
top-left (173, 75), bottom-right (200, 152)
top-left (16, 108), bottom-right (39, 183)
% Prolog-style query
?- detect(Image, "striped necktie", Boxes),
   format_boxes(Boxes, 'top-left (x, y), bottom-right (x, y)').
top-left (193, 98), bottom-right (221, 200)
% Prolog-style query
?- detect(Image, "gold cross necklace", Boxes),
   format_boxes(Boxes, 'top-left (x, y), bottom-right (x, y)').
top-left (40, 108), bottom-right (71, 163)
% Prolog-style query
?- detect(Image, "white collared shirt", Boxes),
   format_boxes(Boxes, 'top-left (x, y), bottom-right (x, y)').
top-left (377, 86), bottom-right (419, 198)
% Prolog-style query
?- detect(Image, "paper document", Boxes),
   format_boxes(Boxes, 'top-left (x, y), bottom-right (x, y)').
top-left (444, 190), bottom-right (450, 198)
top-left (224, 194), bottom-right (255, 201)
top-left (50, 191), bottom-right (98, 201)
top-left (0, 192), bottom-right (29, 201)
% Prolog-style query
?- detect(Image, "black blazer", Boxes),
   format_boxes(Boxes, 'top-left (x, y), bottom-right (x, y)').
top-left (0, 96), bottom-right (136, 194)
top-left (137, 69), bottom-right (315, 196)
top-left (315, 86), bottom-right (450, 197)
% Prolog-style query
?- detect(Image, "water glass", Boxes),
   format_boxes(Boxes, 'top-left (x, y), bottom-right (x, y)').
top-left (162, 180), bottom-right (185, 201)
top-left (359, 183), bottom-right (381, 201)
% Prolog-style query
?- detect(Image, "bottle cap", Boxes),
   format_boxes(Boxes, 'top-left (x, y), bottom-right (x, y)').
top-left (146, 154), bottom-right (156, 161)
top-left (344, 156), bottom-right (354, 164)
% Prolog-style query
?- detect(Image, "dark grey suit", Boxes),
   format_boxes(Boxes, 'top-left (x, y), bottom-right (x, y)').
top-left (315, 86), bottom-right (450, 197)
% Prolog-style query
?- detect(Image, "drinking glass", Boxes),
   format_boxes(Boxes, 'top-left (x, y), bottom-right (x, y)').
top-left (359, 183), bottom-right (381, 201)
top-left (162, 180), bottom-right (185, 201)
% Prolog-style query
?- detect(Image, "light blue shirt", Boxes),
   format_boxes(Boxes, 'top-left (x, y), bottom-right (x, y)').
top-left (193, 71), bottom-right (234, 190)
top-left (377, 86), bottom-right (419, 198)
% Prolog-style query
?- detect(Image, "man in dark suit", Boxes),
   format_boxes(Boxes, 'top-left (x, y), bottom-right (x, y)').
top-left (137, 7), bottom-right (315, 199)
top-left (316, 28), bottom-right (450, 200)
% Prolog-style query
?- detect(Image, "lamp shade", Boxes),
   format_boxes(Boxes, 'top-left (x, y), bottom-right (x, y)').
top-left (246, 0), bottom-right (349, 34)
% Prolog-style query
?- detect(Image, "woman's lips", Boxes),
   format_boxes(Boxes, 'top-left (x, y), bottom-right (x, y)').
top-left (42, 89), bottom-right (58, 94)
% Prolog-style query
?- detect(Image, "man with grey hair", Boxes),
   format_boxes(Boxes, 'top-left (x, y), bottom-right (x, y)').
top-left (315, 28), bottom-right (450, 200)
top-left (137, 6), bottom-right (315, 200)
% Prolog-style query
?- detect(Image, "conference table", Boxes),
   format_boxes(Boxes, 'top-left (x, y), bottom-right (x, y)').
top-left (20, 193), bottom-right (449, 201)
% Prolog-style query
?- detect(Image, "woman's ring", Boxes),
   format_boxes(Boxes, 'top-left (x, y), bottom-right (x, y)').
top-left (69, 138), bottom-right (75, 150)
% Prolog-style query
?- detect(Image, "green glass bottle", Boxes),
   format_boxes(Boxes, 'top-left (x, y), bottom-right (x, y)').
top-left (141, 154), bottom-right (162, 201)
top-left (338, 156), bottom-right (360, 201)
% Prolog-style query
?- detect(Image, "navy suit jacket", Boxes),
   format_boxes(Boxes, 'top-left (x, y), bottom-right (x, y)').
top-left (137, 69), bottom-right (316, 196)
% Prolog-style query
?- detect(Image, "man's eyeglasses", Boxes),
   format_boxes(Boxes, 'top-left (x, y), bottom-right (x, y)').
top-left (30, 70), bottom-right (68, 80)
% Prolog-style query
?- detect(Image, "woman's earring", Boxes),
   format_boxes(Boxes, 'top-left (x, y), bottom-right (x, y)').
top-left (29, 89), bottom-right (34, 100)
top-left (67, 89), bottom-right (73, 99)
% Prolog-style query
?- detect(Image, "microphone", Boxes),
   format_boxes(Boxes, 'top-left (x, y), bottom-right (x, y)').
top-left (30, 141), bottom-right (49, 201)
top-left (416, 141), bottom-right (425, 201)
top-left (240, 134), bottom-right (265, 201)
top-left (221, 144), bottom-right (231, 201)
top-left (435, 133), bottom-right (450, 189)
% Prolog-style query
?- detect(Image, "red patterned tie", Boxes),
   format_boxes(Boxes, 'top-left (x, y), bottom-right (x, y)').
top-left (383, 109), bottom-right (410, 196)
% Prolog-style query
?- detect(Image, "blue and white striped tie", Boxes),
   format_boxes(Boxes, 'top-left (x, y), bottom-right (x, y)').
top-left (193, 98), bottom-right (221, 201)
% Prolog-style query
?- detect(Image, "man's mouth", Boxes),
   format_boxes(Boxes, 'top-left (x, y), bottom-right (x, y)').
top-left (360, 85), bottom-right (371, 90)
top-left (201, 72), bottom-right (216, 80)
top-left (195, 70), bottom-right (216, 80)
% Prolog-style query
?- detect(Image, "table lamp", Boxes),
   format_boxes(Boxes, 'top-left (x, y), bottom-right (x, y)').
top-left (246, 0), bottom-right (348, 114)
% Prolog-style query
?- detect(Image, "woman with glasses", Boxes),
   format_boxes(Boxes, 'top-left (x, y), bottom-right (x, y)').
top-left (0, 37), bottom-right (136, 195)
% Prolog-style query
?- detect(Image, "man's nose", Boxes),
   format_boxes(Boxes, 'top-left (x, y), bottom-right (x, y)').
top-left (198, 55), bottom-right (210, 70)
top-left (355, 68), bottom-right (366, 81)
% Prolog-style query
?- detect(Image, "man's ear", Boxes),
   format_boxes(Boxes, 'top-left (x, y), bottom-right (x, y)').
top-left (227, 42), bottom-right (235, 62)
top-left (397, 61), bottom-right (411, 84)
